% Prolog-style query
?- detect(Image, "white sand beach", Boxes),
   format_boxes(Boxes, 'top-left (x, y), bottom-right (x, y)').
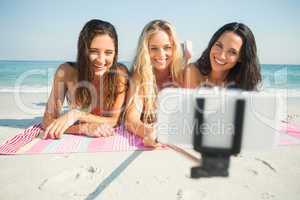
top-left (1, 91), bottom-right (300, 200)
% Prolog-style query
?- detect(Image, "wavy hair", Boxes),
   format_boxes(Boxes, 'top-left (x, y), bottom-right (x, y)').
top-left (75, 19), bottom-right (122, 112)
top-left (129, 19), bottom-right (184, 123)
top-left (195, 22), bottom-right (261, 90)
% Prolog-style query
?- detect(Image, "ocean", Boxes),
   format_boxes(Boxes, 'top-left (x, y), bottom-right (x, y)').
top-left (0, 60), bottom-right (299, 93)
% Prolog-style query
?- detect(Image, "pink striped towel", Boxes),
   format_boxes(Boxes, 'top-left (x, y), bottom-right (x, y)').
top-left (279, 122), bottom-right (300, 145)
top-left (0, 124), bottom-right (153, 155)
top-left (2, 122), bottom-right (299, 155)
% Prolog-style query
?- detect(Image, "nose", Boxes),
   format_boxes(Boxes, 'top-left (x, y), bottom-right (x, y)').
top-left (219, 50), bottom-right (226, 60)
top-left (157, 48), bottom-right (167, 58)
top-left (95, 53), bottom-right (105, 65)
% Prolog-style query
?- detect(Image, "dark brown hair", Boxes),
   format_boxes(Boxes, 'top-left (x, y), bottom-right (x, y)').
top-left (195, 22), bottom-right (261, 90)
top-left (75, 19), bottom-right (125, 111)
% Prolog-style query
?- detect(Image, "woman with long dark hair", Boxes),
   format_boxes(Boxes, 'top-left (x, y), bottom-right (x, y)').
top-left (42, 19), bottom-right (128, 139)
top-left (184, 22), bottom-right (261, 90)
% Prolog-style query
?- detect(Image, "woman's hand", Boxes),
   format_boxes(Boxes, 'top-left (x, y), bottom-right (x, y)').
top-left (43, 109), bottom-right (81, 139)
top-left (142, 126), bottom-right (161, 148)
top-left (83, 123), bottom-right (115, 137)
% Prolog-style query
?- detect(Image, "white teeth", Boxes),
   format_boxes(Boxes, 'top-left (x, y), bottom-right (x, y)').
top-left (94, 65), bottom-right (105, 68)
top-left (155, 59), bottom-right (167, 64)
top-left (215, 58), bottom-right (225, 65)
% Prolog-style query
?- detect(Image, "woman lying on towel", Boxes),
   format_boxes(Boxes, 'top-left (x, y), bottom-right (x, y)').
top-left (184, 22), bottom-right (261, 91)
top-left (125, 20), bottom-right (188, 147)
top-left (42, 19), bottom-right (129, 139)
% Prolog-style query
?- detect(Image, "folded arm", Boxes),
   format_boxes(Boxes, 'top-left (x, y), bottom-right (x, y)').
top-left (124, 77), bottom-right (159, 147)
top-left (42, 64), bottom-right (128, 139)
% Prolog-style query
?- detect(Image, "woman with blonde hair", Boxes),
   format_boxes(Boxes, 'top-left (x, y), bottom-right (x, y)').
top-left (125, 19), bottom-right (185, 147)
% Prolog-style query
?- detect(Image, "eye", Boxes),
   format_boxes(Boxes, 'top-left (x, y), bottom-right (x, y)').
top-left (228, 49), bottom-right (238, 55)
top-left (105, 50), bottom-right (114, 56)
top-left (89, 49), bottom-right (98, 54)
top-left (150, 47), bottom-right (159, 51)
top-left (163, 46), bottom-right (172, 51)
top-left (214, 43), bottom-right (222, 49)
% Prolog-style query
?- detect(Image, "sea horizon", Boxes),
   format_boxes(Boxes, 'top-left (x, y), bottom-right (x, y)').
top-left (0, 60), bottom-right (300, 93)
top-left (0, 59), bottom-right (299, 66)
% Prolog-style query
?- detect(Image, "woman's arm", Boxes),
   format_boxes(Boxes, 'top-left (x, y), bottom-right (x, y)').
top-left (43, 64), bottom-right (129, 139)
top-left (42, 64), bottom-right (69, 129)
top-left (124, 75), bottom-right (159, 147)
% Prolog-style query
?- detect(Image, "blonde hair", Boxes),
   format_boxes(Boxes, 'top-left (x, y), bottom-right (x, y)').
top-left (130, 19), bottom-right (184, 123)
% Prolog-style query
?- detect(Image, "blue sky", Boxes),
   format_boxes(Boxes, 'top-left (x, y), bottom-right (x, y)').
top-left (0, 0), bottom-right (299, 64)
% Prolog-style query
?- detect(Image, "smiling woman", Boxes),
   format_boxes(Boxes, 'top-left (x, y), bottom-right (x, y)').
top-left (88, 35), bottom-right (116, 76)
top-left (124, 19), bottom-right (185, 147)
top-left (41, 19), bottom-right (129, 139)
top-left (184, 22), bottom-right (262, 90)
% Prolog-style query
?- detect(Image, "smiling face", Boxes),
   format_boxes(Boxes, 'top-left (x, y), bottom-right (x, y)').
top-left (209, 31), bottom-right (243, 77)
top-left (148, 30), bottom-right (173, 71)
top-left (89, 34), bottom-right (115, 77)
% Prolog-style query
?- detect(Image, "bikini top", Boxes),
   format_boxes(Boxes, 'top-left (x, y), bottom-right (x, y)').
top-left (66, 61), bottom-right (77, 69)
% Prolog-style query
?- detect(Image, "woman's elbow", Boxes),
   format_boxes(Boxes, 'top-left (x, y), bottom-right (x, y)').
top-left (124, 112), bottom-right (137, 132)
top-left (41, 116), bottom-right (52, 130)
top-left (124, 113), bottom-right (131, 130)
top-left (110, 117), bottom-right (119, 127)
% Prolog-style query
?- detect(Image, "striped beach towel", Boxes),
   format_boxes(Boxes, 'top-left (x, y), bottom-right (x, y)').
top-left (1, 122), bottom-right (299, 155)
top-left (279, 122), bottom-right (300, 145)
top-left (0, 124), bottom-right (152, 155)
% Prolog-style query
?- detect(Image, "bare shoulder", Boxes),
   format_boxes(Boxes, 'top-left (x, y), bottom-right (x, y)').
top-left (115, 63), bottom-right (130, 86)
top-left (115, 62), bottom-right (129, 75)
top-left (126, 69), bottom-right (143, 96)
top-left (183, 63), bottom-right (203, 88)
top-left (184, 63), bottom-right (201, 75)
top-left (55, 62), bottom-right (78, 81)
top-left (130, 70), bottom-right (143, 93)
top-left (114, 63), bottom-right (129, 80)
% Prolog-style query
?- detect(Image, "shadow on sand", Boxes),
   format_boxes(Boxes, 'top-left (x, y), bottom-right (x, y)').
top-left (32, 102), bottom-right (47, 107)
top-left (0, 116), bottom-right (42, 129)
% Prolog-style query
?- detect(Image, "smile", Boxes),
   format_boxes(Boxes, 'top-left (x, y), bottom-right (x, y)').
top-left (155, 58), bottom-right (168, 64)
top-left (214, 57), bottom-right (226, 65)
top-left (93, 64), bottom-right (106, 69)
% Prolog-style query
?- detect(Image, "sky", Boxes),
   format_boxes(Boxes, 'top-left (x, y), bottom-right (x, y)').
top-left (0, 0), bottom-right (299, 64)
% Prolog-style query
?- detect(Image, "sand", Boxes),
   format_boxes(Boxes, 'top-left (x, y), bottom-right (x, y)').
top-left (0, 91), bottom-right (300, 200)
